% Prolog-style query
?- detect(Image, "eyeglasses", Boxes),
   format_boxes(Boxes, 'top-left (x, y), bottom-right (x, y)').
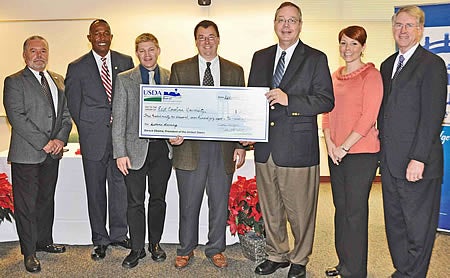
top-left (393, 23), bottom-right (418, 30)
top-left (275, 17), bottom-right (299, 25)
top-left (197, 35), bottom-right (217, 42)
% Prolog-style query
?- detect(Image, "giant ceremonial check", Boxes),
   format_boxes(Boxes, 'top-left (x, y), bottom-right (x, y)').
top-left (139, 85), bottom-right (269, 141)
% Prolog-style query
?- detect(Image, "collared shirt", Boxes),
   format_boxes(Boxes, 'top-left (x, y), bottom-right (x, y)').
top-left (391, 43), bottom-right (419, 78)
top-left (139, 64), bottom-right (161, 84)
top-left (92, 50), bottom-right (112, 81)
top-left (29, 67), bottom-right (58, 113)
top-left (273, 39), bottom-right (299, 75)
top-left (198, 55), bottom-right (220, 86)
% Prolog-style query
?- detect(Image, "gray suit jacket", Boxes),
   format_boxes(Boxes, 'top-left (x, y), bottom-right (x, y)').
top-left (3, 67), bottom-right (72, 163)
top-left (112, 65), bottom-right (172, 169)
top-left (65, 50), bottom-right (134, 161)
top-left (169, 55), bottom-right (245, 175)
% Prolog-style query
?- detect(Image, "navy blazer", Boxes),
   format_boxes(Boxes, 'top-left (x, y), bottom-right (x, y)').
top-left (65, 50), bottom-right (134, 161)
top-left (248, 41), bottom-right (334, 167)
top-left (378, 45), bottom-right (447, 179)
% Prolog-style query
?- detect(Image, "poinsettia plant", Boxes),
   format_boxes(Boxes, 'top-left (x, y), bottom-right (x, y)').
top-left (0, 173), bottom-right (14, 224)
top-left (227, 176), bottom-right (264, 236)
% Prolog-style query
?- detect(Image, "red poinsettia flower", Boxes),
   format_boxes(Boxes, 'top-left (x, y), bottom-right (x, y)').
top-left (0, 173), bottom-right (14, 224)
top-left (227, 176), bottom-right (265, 236)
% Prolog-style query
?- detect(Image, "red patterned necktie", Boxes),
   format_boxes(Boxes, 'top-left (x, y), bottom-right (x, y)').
top-left (100, 57), bottom-right (112, 103)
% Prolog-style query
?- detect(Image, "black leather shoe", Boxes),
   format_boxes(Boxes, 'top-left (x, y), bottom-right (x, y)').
top-left (325, 266), bottom-right (340, 276)
top-left (122, 249), bottom-right (146, 268)
top-left (24, 254), bottom-right (41, 273)
top-left (149, 243), bottom-right (166, 262)
top-left (111, 237), bottom-right (131, 249)
top-left (255, 259), bottom-right (290, 275)
top-left (36, 244), bottom-right (66, 253)
top-left (91, 245), bottom-right (108, 261)
top-left (288, 264), bottom-right (306, 278)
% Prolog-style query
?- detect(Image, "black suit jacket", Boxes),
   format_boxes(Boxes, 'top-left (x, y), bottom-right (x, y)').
top-left (378, 45), bottom-right (447, 179)
top-left (248, 41), bottom-right (334, 167)
top-left (65, 50), bottom-right (134, 161)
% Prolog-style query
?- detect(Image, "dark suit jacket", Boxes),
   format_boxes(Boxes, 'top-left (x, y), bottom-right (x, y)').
top-left (65, 50), bottom-right (134, 161)
top-left (248, 41), bottom-right (334, 167)
top-left (112, 65), bottom-right (172, 170)
top-left (169, 55), bottom-right (245, 175)
top-left (378, 45), bottom-right (447, 179)
top-left (4, 67), bottom-right (72, 163)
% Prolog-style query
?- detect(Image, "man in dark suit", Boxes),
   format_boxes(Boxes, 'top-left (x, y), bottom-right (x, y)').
top-left (65, 19), bottom-right (134, 260)
top-left (168, 20), bottom-right (246, 269)
top-left (245, 3), bottom-right (334, 278)
top-left (112, 33), bottom-right (172, 268)
top-left (378, 6), bottom-right (447, 278)
top-left (3, 35), bottom-right (72, 273)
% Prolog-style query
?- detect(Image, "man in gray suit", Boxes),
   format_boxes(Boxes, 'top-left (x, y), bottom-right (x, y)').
top-left (169, 20), bottom-right (246, 269)
top-left (3, 35), bottom-right (72, 273)
top-left (112, 33), bottom-right (172, 268)
top-left (65, 19), bottom-right (134, 260)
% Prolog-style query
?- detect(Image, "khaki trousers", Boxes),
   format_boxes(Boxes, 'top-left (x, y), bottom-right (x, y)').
top-left (256, 155), bottom-right (319, 265)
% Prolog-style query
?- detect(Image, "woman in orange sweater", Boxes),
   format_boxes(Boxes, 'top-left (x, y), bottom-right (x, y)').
top-left (322, 26), bottom-right (383, 278)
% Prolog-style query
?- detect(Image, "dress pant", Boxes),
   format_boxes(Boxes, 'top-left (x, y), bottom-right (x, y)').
top-left (124, 141), bottom-right (171, 250)
top-left (82, 142), bottom-right (128, 246)
top-left (175, 141), bottom-right (233, 257)
top-left (328, 153), bottom-right (378, 278)
top-left (11, 155), bottom-right (59, 257)
top-left (381, 164), bottom-right (441, 278)
top-left (256, 155), bottom-right (320, 266)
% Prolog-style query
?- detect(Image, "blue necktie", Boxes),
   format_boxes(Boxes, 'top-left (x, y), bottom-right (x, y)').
top-left (392, 55), bottom-right (404, 79)
top-left (272, 51), bottom-right (286, 88)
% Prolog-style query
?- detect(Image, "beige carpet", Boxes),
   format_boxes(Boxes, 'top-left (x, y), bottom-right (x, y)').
top-left (0, 183), bottom-right (448, 277)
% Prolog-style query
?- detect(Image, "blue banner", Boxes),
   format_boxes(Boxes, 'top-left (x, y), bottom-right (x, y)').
top-left (419, 3), bottom-right (450, 232)
top-left (397, 3), bottom-right (450, 231)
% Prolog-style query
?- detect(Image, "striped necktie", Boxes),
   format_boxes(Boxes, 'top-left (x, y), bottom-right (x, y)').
top-left (392, 55), bottom-right (404, 80)
top-left (272, 51), bottom-right (286, 88)
top-left (100, 57), bottom-right (112, 102)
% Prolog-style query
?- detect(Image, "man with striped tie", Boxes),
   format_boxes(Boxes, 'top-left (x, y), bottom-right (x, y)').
top-left (245, 2), bottom-right (334, 278)
top-left (65, 19), bottom-right (134, 261)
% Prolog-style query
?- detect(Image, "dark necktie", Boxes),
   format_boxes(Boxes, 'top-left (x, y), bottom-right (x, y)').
top-left (203, 62), bottom-right (214, 86)
top-left (39, 72), bottom-right (55, 113)
top-left (272, 51), bottom-right (286, 88)
top-left (39, 71), bottom-right (56, 129)
top-left (392, 54), bottom-right (404, 80)
top-left (101, 57), bottom-right (112, 103)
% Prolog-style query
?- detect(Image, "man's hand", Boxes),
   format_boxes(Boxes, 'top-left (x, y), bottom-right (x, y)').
top-left (406, 159), bottom-right (424, 182)
top-left (169, 136), bottom-right (184, 145)
top-left (116, 156), bottom-right (131, 176)
top-left (266, 88), bottom-right (288, 106)
top-left (240, 141), bottom-right (255, 147)
top-left (43, 139), bottom-right (64, 155)
top-left (234, 149), bottom-right (246, 169)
